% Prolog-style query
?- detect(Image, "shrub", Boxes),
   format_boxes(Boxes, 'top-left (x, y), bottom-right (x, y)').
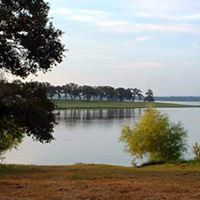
top-left (0, 116), bottom-right (24, 158)
top-left (120, 107), bottom-right (187, 163)
top-left (193, 143), bottom-right (200, 160)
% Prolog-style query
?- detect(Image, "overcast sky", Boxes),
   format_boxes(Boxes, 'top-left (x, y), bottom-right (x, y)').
top-left (32, 0), bottom-right (200, 96)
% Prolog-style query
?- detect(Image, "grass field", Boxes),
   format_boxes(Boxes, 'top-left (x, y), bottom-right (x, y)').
top-left (1, 162), bottom-right (200, 200)
top-left (53, 100), bottom-right (196, 109)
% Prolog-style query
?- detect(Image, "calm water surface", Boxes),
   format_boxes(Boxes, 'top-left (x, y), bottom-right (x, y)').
top-left (4, 104), bottom-right (200, 166)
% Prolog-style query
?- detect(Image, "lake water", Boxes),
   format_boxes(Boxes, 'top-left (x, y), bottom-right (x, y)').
top-left (4, 103), bottom-right (200, 166)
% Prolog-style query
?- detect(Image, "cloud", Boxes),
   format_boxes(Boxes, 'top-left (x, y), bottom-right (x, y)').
top-left (135, 36), bottom-right (151, 41)
top-left (97, 20), bottom-right (129, 27)
top-left (97, 22), bottom-right (200, 34)
top-left (126, 36), bottom-right (152, 45)
top-left (133, 24), bottom-right (199, 33)
top-left (90, 55), bottom-right (116, 60)
top-left (130, 0), bottom-right (200, 14)
top-left (135, 12), bottom-right (200, 21)
top-left (109, 62), bottom-right (166, 70)
top-left (128, 0), bottom-right (200, 22)
top-left (109, 60), bottom-right (198, 70)
top-left (50, 6), bottom-right (200, 34)
top-left (127, 62), bottom-right (165, 69)
top-left (50, 8), bottom-right (107, 23)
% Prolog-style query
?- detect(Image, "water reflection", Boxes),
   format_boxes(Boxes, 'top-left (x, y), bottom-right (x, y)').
top-left (4, 107), bottom-right (200, 166)
top-left (55, 108), bottom-right (143, 122)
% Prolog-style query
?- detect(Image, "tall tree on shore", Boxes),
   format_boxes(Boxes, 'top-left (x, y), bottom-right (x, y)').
top-left (45, 83), bottom-right (56, 100)
top-left (81, 85), bottom-right (95, 101)
top-left (130, 88), bottom-right (143, 101)
top-left (95, 86), bottom-right (105, 101)
top-left (69, 83), bottom-right (80, 100)
top-left (144, 89), bottom-right (154, 102)
top-left (125, 88), bottom-right (133, 101)
top-left (62, 84), bottom-right (72, 99)
top-left (115, 88), bottom-right (127, 101)
top-left (0, 0), bottom-right (65, 154)
top-left (55, 86), bottom-right (63, 99)
top-left (104, 86), bottom-right (115, 101)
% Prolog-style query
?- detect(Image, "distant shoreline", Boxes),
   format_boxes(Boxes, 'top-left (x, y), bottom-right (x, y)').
top-left (53, 100), bottom-right (199, 109)
top-left (155, 96), bottom-right (200, 102)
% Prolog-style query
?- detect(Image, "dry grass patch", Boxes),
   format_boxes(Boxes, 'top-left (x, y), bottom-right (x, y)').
top-left (1, 163), bottom-right (200, 200)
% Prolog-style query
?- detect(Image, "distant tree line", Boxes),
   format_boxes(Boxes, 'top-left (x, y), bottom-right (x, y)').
top-left (44, 82), bottom-right (155, 102)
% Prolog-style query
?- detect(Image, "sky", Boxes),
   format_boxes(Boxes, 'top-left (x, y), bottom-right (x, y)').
top-left (31, 0), bottom-right (200, 96)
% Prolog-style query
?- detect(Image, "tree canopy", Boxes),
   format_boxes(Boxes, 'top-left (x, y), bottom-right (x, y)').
top-left (45, 82), bottom-right (154, 102)
top-left (0, 81), bottom-right (55, 141)
top-left (0, 0), bottom-right (65, 77)
top-left (0, 0), bottom-right (65, 155)
top-left (144, 89), bottom-right (154, 102)
top-left (120, 107), bottom-right (187, 163)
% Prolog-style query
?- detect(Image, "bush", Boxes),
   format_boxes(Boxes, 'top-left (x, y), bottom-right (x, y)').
top-left (0, 116), bottom-right (24, 162)
top-left (193, 143), bottom-right (200, 160)
top-left (120, 107), bottom-right (187, 163)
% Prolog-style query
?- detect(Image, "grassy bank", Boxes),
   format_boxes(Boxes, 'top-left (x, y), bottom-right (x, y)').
top-left (1, 162), bottom-right (200, 200)
top-left (53, 100), bottom-right (197, 109)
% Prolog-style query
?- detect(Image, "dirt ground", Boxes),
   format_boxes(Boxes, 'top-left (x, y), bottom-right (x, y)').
top-left (1, 163), bottom-right (200, 200)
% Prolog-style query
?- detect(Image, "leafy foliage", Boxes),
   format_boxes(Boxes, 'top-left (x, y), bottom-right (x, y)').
top-left (0, 116), bottom-right (24, 156)
top-left (0, 81), bottom-right (55, 145)
top-left (0, 0), bottom-right (64, 155)
top-left (144, 89), bottom-right (154, 102)
top-left (46, 82), bottom-right (149, 102)
top-left (0, 0), bottom-right (65, 77)
top-left (193, 143), bottom-right (200, 160)
top-left (120, 108), bottom-right (187, 163)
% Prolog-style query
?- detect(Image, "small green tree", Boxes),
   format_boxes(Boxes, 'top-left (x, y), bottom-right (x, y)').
top-left (120, 108), bottom-right (187, 163)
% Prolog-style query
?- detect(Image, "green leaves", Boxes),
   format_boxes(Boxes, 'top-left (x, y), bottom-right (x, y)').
top-left (0, 116), bottom-right (24, 155)
top-left (0, 81), bottom-right (56, 145)
top-left (0, 0), bottom-right (65, 78)
top-left (120, 108), bottom-right (187, 163)
top-left (0, 1), bottom-right (63, 156)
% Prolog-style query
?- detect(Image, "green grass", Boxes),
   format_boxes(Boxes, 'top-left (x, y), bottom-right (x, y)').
top-left (53, 100), bottom-right (198, 109)
top-left (1, 161), bottom-right (200, 180)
